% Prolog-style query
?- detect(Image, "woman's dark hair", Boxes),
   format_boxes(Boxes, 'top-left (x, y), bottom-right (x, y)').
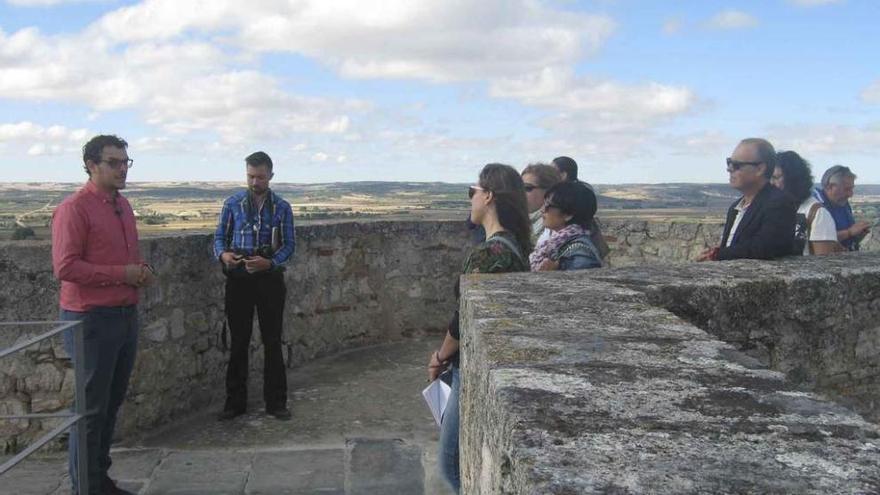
top-left (544, 181), bottom-right (597, 229)
top-left (776, 150), bottom-right (814, 204)
top-left (478, 163), bottom-right (532, 254)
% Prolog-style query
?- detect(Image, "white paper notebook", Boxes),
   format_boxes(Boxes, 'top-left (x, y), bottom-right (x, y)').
top-left (422, 379), bottom-right (452, 427)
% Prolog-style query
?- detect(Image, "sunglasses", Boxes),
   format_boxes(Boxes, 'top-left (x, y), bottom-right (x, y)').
top-left (468, 185), bottom-right (489, 199)
top-left (541, 201), bottom-right (562, 212)
top-left (726, 157), bottom-right (762, 172)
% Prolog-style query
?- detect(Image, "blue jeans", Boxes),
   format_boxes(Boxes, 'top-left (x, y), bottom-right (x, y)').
top-left (439, 366), bottom-right (460, 493)
top-left (61, 306), bottom-right (139, 495)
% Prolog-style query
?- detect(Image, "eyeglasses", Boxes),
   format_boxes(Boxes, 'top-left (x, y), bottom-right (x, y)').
top-left (726, 157), bottom-right (761, 172)
top-left (468, 185), bottom-right (489, 199)
top-left (99, 158), bottom-right (134, 169)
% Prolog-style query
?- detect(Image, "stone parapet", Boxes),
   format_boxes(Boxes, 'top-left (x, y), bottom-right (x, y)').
top-left (460, 253), bottom-right (880, 494)
top-left (0, 221), bottom-right (470, 452)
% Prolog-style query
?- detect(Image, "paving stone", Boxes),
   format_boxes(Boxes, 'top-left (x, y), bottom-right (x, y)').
top-left (246, 449), bottom-right (344, 494)
top-left (345, 438), bottom-right (424, 495)
top-left (109, 448), bottom-right (165, 480)
top-left (145, 451), bottom-right (251, 495)
top-left (0, 457), bottom-right (65, 495)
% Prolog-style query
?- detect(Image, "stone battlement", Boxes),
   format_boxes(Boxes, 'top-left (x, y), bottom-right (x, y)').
top-left (2, 219), bottom-right (879, 495)
top-left (0, 221), bottom-right (471, 452)
top-left (459, 252), bottom-right (880, 493)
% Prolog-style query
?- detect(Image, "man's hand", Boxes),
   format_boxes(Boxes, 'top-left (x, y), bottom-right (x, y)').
top-left (850, 221), bottom-right (871, 238)
top-left (123, 264), bottom-right (144, 286)
top-left (696, 247), bottom-right (719, 262)
top-left (537, 259), bottom-right (560, 271)
top-left (138, 265), bottom-right (156, 287)
top-left (220, 251), bottom-right (243, 268)
top-left (244, 256), bottom-right (272, 273)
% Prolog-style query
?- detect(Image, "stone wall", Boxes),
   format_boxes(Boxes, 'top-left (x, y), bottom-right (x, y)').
top-left (460, 253), bottom-right (880, 494)
top-left (0, 221), bottom-right (470, 452)
top-left (601, 219), bottom-right (723, 266)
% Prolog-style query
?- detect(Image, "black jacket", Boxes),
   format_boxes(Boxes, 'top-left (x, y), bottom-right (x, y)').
top-left (718, 183), bottom-right (796, 260)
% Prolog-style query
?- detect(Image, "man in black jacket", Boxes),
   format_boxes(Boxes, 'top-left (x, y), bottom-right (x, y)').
top-left (698, 138), bottom-right (796, 261)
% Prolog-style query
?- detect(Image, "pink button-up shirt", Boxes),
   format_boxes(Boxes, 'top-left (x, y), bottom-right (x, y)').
top-left (52, 180), bottom-right (142, 311)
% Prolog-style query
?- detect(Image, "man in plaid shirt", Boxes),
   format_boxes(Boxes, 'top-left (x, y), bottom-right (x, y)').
top-left (213, 151), bottom-right (296, 421)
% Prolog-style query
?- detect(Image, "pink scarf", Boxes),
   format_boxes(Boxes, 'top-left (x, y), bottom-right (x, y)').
top-left (529, 224), bottom-right (587, 271)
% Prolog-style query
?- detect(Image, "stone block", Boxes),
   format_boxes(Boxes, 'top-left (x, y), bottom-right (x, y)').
top-left (247, 449), bottom-right (344, 494)
top-left (345, 438), bottom-right (424, 495)
top-left (170, 308), bottom-right (186, 340)
top-left (145, 318), bottom-right (169, 343)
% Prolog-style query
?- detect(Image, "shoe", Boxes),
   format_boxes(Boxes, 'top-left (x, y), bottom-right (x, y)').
top-left (217, 408), bottom-right (246, 421)
top-left (103, 476), bottom-right (135, 495)
top-left (267, 407), bottom-right (291, 420)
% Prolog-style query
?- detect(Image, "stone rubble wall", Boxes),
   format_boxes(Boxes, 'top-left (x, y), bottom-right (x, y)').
top-left (460, 253), bottom-right (880, 494)
top-left (600, 219), bottom-right (724, 266)
top-left (0, 221), bottom-right (471, 452)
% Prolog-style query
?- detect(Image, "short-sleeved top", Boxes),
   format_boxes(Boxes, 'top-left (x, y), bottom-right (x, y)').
top-left (447, 231), bottom-right (528, 365)
top-left (798, 197), bottom-right (838, 256)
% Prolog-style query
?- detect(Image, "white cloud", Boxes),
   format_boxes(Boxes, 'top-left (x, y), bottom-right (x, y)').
top-left (0, 27), bottom-right (369, 146)
top-left (311, 152), bottom-right (329, 162)
top-left (666, 131), bottom-right (732, 156)
top-left (861, 80), bottom-right (880, 104)
top-left (94, 0), bottom-right (616, 83)
top-left (787, 0), bottom-right (844, 6)
top-left (705, 10), bottom-right (759, 30)
top-left (767, 123), bottom-right (880, 155)
top-left (0, 121), bottom-right (90, 156)
top-left (490, 67), bottom-right (697, 133)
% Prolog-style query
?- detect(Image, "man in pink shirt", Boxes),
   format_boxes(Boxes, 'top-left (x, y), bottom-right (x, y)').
top-left (52, 135), bottom-right (154, 495)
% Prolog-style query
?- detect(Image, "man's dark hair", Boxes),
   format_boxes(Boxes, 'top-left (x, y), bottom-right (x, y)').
top-left (740, 138), bottom-right (776, 180)
top-left (544, 181), bottom-right (597, 229)
top-left (552, 156), bottom-right (578, 182)
top-left (245, 151), bottom-right (273, 172)
top-left (82, 135), bottom-right (128, 176)
top-left (776, 151), bottom-right (814, 204)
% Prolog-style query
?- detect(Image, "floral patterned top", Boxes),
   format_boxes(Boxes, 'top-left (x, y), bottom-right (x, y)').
top-left (447, 231), bottom-right (528, 365)
top-left (462, 231), bottom-right (529, 274)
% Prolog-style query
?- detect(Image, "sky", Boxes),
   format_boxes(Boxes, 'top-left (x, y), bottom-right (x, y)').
top-left (0, 0), bottom-right (878, 184)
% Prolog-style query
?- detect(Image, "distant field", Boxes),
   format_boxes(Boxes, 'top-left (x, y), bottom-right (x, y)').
top-left (1, 182), bottom-right (878, 241)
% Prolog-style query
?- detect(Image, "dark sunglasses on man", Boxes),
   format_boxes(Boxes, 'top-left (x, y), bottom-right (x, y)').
top-left (726, 157), bottom-right (762, 172)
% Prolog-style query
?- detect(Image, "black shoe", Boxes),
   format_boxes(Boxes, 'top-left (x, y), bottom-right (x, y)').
top-left (103, 476), bottom-right (135, 495)
top-left (267, 407), bottom-right (291, 420)
top-left (217, 408), bottom-right (246, 421)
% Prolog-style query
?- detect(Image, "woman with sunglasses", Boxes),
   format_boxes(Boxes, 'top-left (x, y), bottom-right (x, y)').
top-left (428, 163), bottom-right (531, 493)
top-left (521, 163), bottom-right (562, 245)
top-left (529, 181), bottom-right (602, 271)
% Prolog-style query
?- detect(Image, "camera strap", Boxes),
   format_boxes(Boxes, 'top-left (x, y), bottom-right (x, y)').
top-left (246, 190), bottom-right (277, 256)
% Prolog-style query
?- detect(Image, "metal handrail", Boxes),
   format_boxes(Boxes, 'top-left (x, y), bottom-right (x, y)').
top-left (0, 321), bottom-right (89, 495)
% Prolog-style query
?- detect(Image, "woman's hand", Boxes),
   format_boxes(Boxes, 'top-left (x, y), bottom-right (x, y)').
top-left (537, 258), bottom-right (560, 271)
top-left (427, 351), bottom-right (447, 382)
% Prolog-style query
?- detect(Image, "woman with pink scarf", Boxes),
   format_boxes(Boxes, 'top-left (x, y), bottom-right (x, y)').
top-left (530, 181), bottom-right (602, 271)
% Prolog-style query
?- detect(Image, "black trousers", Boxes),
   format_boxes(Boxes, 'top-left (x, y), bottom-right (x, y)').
top-left (224, 271), bottom-right (288, 412)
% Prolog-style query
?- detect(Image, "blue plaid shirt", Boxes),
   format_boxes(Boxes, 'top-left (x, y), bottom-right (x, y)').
top-left (213, 189), bottom-right (296, 267)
